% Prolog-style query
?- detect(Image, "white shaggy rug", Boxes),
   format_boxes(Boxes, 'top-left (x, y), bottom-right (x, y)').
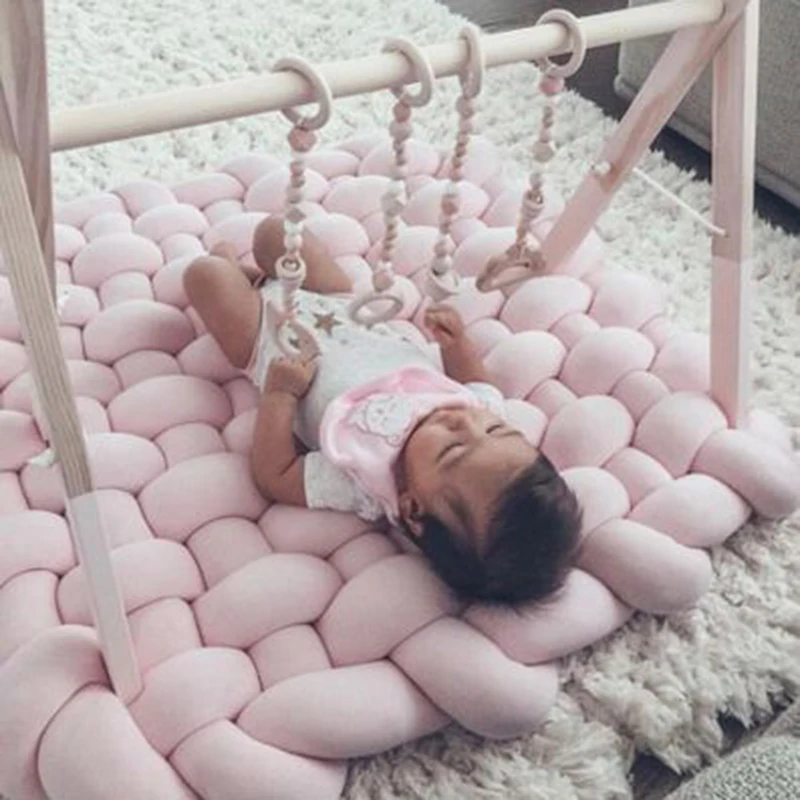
top-left (45, 0), bottom-right (800, 797)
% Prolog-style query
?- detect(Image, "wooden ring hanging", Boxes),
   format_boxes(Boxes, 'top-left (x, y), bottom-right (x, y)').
top-left (274, 56), bottom-right (334, 130)
top-left (458, 23), bottom-right (485, 100)
top-left (535, 9), bottom-right (587, 80)
top-left (382, 37), bottom-right (435, 108)
top-left (349, 290), bottom-right (406, 328)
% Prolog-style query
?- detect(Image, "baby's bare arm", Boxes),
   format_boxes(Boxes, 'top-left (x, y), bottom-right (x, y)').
top-left (439, 338), bottom-right (489, 385)
top-left (424, 304), bottom-right (490, 385)
top-left (250, 358), bottom-right (315, 506)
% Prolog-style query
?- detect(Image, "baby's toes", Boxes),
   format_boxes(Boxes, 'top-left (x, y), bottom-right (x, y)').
top-left (210, 240), bottom-right (238, 261)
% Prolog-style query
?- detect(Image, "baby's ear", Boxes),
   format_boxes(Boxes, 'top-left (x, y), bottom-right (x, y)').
top-left (398, 492), bottom-right (424, 539)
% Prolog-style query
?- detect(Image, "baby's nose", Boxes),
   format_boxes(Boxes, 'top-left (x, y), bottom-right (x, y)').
top-left (445, 407), bottom-right (482, 436)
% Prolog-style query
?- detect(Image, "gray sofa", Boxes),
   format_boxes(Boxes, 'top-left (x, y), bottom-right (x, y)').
top-left (615, 0), bottom-right (800, 209)
top-left (664, 698), bottom-right (800, 799)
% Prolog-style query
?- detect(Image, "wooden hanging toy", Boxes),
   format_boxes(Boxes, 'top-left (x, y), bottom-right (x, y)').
top-left (476, 9), bottom-right (587, 294)
top-left (263, 8), bottom-right (741, 355)
top-left (268, 26), bottom-right (487, 352)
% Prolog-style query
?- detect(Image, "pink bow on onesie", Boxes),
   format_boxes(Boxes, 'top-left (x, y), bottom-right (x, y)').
top-left (319, 367), bottom-right (487, 519)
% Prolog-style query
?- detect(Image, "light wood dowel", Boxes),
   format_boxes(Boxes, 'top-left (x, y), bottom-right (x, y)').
top-left (50, 0), bottom-right (724, 152)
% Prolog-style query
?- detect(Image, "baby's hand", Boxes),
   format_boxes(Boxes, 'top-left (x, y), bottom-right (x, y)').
top-left (424, 304), bottom-right (466, 349)
top-left (265, 356), bottom-right (318, 399)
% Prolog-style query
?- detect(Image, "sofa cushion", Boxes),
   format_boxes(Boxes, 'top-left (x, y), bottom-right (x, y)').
top-left (616, 0), bottom-right (800, 209)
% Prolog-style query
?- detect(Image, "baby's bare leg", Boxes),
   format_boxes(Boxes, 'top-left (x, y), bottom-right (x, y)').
top-left (252, 215), bottom-right (352, 295)
top-left (183, 255), bottom-right (261, 369)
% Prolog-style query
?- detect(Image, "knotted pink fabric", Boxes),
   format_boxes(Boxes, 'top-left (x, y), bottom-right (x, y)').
top-left (0, 134), bottom-right (797, 800)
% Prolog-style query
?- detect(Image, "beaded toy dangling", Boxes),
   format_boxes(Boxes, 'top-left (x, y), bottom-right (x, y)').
top-left (265, 57), bottom-right (334, 360)
top-left (349, 37), bottom-right (435, 327)
top-left (425, 23), bottom-right (485, 302)
top-left (477, 9), bottom-right (587, 295)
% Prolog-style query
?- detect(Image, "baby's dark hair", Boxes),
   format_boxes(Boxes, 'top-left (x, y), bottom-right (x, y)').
top-left (414, 454), bottom-right (582, 607)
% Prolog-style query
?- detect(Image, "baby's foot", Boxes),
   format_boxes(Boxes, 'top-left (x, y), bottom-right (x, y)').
top-left (210, 241), bottom-right (263, 284)
top-left (210, 241), bottom-right (239, 261)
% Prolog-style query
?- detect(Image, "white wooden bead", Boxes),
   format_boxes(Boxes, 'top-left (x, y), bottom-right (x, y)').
top-left (284, 233), bottom-right (303, 251)
top-left (283, 219), bottom-right (304, 237)
top-left (382, 195), bottom-right (404, 217)
top-left (287, 186), bottom-right (304, 204)
top-left (386, 180), bottom-right (405, 200)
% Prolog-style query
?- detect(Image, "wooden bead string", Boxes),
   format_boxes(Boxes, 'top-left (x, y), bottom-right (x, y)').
top-left (373, 97), bottom-right (412, 294)
top-left (510, 9), bottom-right (586, 265)
top-left (276, 125), bottom-right (316, 320)
top-left (426, 24), bottom-right (484, 302)
top-left (349, 37), bottom-right (433, 327)
top-left (476, 10), bottom-right (586, 294)
top-left (430, 95), bottom-right (473, 279)
top-left (268, 56), bottom-right (333, 358)
top-left (506, 71), bottom-right (563, 265)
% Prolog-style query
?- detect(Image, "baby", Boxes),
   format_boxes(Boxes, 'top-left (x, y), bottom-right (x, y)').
top-left (184, 217), bottom-right (582, 606)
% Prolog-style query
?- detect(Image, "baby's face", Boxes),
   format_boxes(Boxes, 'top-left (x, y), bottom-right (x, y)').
top-left (400, 406), bottom-right (539, 550)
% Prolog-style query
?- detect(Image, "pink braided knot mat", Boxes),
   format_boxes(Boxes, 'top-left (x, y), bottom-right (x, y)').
top-left (1, 134), bottom-right (799, 800)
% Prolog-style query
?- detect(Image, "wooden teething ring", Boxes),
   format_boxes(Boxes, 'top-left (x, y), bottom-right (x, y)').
top-left (382, 37), bottom-right (436, 107)
top-left (535, 9), bottom-right (587, 80)
top-left (275, 56), bottom-right (334, 130)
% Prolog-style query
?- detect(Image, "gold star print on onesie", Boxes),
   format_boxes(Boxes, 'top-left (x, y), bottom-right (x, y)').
top-left (313, 312), bottom-right (342, 336)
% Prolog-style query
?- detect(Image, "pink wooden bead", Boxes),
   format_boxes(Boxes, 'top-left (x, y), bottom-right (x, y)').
top-left (288, 127), bottom-right (317, 153)
top-left (373, 269), bottom-right (394, 292)
top-left (441, 197), bottom-right (459, 216)
top-left (390, 120), bottom-right (412, 142)
top-left (456, 96), bottom-right (475, 119)
top-left (540, 75), bottom-right (565, 96)
top-left (393, 101), bottom-right (412, 123)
